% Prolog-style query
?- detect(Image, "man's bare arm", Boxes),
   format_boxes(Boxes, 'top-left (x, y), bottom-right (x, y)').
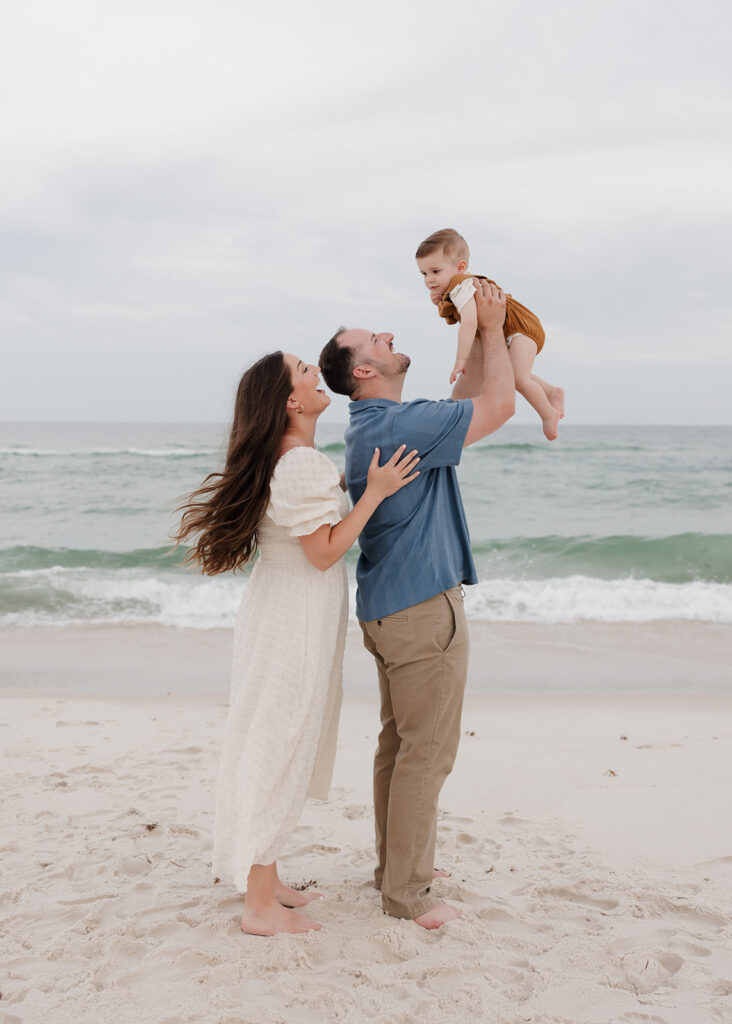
top-left (451, 330), bottom-right (484, 400)
top-left (461, 280), bottom-right (515, 446)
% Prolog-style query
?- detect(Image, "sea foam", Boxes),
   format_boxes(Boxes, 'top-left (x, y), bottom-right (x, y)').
top-left (2, 568), bottom-right (731, 628)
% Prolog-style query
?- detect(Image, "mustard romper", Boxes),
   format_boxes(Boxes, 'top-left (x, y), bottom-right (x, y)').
top-left (437, 273), bottom-right (545, 354)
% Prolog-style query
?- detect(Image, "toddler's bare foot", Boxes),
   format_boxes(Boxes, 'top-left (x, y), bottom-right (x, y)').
top-left (273, 880), bottom-right (322, 908)
top-left (542, 407), bottom-right (561, 441)
top-left (548, 385), bottom-right (565, 419)
top-left (241, 903), bottom-right (321, 936)
top-left (414, 902), bottom-right (461, 929)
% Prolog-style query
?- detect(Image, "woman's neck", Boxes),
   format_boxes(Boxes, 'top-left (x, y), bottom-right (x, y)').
top-left (280, 417), bottom-right (316, 455)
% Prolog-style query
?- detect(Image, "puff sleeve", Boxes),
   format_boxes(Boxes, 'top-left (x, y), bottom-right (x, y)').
top-left (267, 447), bottom-right (343, 537)
top-left (449, 277), bottom-right (476, 313)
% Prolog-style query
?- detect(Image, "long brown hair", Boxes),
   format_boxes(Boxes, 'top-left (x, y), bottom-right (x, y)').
top-left (173, 351), bottom-right (292, 575)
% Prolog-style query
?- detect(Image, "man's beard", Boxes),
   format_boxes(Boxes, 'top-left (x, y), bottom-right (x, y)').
top-left (369, 352), bottom-right (410, 378)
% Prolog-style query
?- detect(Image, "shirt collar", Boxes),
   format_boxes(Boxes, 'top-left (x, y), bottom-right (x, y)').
top-left (348, 398), bottom-right (400, 415)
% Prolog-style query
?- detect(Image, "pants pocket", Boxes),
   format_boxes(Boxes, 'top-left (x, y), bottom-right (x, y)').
top-left (433, 593), bottom-right (457, 653)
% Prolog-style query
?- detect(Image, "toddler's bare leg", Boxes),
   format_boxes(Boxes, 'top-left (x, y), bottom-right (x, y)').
top-left (509, 335), bottom-right (561, 441)
top-left (531, 373), bottom-right (565, 418)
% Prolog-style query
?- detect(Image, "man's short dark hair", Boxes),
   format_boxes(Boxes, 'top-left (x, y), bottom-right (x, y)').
top-left (319, 327), bottom-right (356, 397)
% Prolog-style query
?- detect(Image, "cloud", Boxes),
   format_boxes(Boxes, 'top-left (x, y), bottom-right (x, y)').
top-left (1, 0), bottom-right (730, 422)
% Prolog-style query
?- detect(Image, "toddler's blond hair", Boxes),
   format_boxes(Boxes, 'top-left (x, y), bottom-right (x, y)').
top-left (415, 228), bottom-right (470, 263)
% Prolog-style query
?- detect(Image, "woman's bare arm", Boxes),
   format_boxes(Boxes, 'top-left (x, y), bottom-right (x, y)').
top-left (298, 446), bottom-right (419, 571)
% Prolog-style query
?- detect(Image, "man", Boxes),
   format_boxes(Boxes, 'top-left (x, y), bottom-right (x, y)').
top-left (319, 280), bottom-right (514, 929)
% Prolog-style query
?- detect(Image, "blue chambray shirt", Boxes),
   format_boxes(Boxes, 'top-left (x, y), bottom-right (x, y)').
top-left (345, 396), bottom-right (477, 622)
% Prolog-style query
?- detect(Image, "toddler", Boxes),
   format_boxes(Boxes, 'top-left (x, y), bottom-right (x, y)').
top-left (416, 228), bottom-right (564, 440)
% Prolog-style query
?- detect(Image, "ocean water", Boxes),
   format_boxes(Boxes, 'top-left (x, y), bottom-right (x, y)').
top-left (1, 422), bottom-right (731, 629)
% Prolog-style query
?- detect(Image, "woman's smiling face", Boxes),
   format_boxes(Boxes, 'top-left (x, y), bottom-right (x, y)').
top-left (283, 353), bottom-right (330, 415)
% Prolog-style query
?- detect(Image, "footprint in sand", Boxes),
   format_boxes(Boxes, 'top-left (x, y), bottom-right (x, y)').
top-left (342, 936), bottom-right (406, 965)
top-left (650, 897), bottom-right (728, 932)
top-left (174, 950), bottom-right (212, 971)
top-left (94, 964), bottom-right (148, 992)
top-left (456, 832), bottom-right (482, 846)
top-left (673, 939), bottom-right (713, 958)
top-left (134, 898), bottom-right (199, 922)
top-left (147, 918), bottom-right (200, 940)
top-left (497, 814), bottom-right (532, 829)
top-left (424, 966), bottom-right (474, 994)
top-left (167, 823), bottom-right (200, 837)
top-left (113, 855), bottom-right (154, 878)
top-left (342, 805), bottom-right (371, 819)
top-left (538, 886), bottom-right (619, 912)
top-left (607, 949), bottom-right (683, 995)
top-left (476, 906), bottom-right (534, 934)
top-left (106, 937), bottom-right (150, 961)
top-left (439, 812), bottom-right (474, 826)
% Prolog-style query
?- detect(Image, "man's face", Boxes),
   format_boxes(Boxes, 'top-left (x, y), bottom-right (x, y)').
top-left (338, 329), bottom-right (411, 380)
top-left (416, 251), bottom-right (466, 299)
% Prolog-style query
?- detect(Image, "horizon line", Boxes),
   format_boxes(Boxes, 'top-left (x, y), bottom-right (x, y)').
top-left (2, 420), bottom-right (732, 429)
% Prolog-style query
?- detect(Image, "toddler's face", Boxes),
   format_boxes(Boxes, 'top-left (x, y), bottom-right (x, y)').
top-left (416, 251), bottom-right (467, 299)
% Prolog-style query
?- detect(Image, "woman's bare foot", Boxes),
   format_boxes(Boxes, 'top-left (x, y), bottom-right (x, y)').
top-left (273, 879), bottom-right (322, 908)
top-left (414, 902), bottom-right (461, 929)
top-left (241, 903), bottom-right (321, 936)
top-left (548, 386), bottom-right (565, 419)
top-left (542, 406), bottom-right (561, 441)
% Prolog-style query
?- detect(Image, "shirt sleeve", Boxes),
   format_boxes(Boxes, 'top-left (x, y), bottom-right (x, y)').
top-left (449, 278), bottom-right (476, 314)
top-left (391, 398), bottom-right (473, 472)
top-left (267, 448), bottom-right (342, 536)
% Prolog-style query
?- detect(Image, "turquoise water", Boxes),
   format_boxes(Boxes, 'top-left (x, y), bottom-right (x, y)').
top-left (1, 422), bottom-right (731, 628)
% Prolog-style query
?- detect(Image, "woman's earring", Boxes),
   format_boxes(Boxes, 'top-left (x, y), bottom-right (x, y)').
top-left (296, 402), bottom-right (304, 414)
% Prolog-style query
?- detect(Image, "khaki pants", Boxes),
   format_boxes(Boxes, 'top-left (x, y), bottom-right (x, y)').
top-left (360, 585), bottom-right (469, 919)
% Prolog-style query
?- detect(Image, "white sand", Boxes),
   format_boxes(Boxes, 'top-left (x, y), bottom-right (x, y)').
top-left (2, 672), bottom-right (732, 1023)
top-left (2, 619), bottom-right (729, 694)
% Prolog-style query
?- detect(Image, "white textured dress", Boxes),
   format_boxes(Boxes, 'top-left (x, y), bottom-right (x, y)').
top-left (212, 446), bottom-right (349, 892)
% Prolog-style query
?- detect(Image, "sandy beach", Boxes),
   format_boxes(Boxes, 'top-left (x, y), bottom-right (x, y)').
top-left (2, 619), bottom-right (730, 694)
top-left (2, 625), bottom-right (732, 1024)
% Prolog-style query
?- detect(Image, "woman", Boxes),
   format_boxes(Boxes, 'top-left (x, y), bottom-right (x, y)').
top-left (175, 351), bottom-right (419, 935)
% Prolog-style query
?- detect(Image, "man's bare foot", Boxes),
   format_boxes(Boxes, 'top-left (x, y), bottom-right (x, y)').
top-left (241, 903), bottom-right (321, 936)
top-left (413, 902), bottom-right (462, 930)
top-left (273, 880), bottom-right (322, 908)
top-left (542, 406), bottom-right (561, 441)
top-left (548, 386), bottom-right (565, 419)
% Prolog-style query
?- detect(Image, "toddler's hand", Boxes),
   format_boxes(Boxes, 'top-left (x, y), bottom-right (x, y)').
top-left (449, 359), bottom-right (466, 385)
top-left (366, 445), bottom-right (420, 499)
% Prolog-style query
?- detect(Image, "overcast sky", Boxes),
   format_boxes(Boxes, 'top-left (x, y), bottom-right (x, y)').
top-left (1, 0), bottom-right (730, 424)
